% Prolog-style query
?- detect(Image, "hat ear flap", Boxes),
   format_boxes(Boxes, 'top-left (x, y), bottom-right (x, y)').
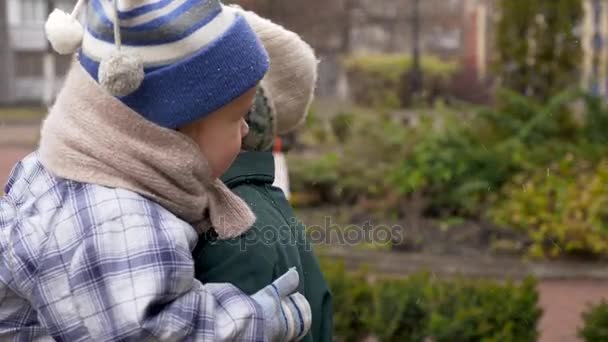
top-left (236, 8), bottom-right (318, 135)
top-left (242, 87), bottom-right (277, 152)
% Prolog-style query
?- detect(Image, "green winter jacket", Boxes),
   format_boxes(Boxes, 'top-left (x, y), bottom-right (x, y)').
top-left (193, 151), bottom-right (333, 342)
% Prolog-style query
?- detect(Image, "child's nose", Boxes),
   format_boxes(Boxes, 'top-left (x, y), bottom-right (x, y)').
top-left (241, 119), bottom-right (250, 137)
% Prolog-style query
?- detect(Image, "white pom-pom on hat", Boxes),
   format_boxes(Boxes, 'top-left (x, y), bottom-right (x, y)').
top-left (45, 0), bottom-right (144, 96)
top-left (44, 9), bottom-right (84, 55)
top-left (97, 0), bottom-right (145, 96)
top-left (99, 51), bottom-right (145, 97)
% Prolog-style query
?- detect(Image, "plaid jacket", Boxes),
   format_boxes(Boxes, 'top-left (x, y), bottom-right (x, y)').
top-left (0, 153), bottom-right (266, 341)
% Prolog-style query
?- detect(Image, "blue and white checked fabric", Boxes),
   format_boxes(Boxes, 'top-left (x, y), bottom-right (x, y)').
top-left (0, 153), bottom-right (266, 341)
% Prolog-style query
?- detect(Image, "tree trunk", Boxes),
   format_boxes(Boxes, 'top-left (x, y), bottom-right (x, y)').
top-left (341, 0), bottom-right (354, 54)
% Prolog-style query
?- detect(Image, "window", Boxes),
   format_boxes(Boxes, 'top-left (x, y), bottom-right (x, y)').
top-left (15, 51), bottom-right (44, 78)
top-left (20, 0), bottom-right (46, 24)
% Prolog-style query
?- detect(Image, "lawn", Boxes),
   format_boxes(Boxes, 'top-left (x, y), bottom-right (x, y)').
top-left (0, 106), bottom-right (47, 123)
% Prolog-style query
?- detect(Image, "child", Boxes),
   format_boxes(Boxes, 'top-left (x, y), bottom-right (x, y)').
top-left (0, 0), bottom-right (310, 341)
top-left (193, 8), bottom-right (333, 342)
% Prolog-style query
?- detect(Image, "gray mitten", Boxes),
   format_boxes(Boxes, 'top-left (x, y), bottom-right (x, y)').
top-left (252, 268), bottom-right (312, 341)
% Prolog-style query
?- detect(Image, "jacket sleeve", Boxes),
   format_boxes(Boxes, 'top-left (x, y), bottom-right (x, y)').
top-left (194, 224), bottom-right (278, 295)
top-left (37, 214), bottom-right (266, 342)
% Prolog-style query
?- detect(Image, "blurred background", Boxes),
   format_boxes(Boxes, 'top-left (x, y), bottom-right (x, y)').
top-left (1, 1), bottom-right (607, 341)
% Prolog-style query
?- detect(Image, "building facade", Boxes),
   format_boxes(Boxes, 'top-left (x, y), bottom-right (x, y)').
top-left (582, 0), bottom-right (608, 96)
top-left (11, 0), bottom-right (602, 104)
top-left (1, 0), bottom-right (492, 104)
top-left (0, 0), bottom-right (74, 104)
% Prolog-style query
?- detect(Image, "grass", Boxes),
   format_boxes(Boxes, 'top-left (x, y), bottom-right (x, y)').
top-left (0, 106), bottom-right (46, 123)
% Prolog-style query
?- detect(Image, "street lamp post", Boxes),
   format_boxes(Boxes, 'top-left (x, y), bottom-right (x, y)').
top-left (400, 0), bottom-right (423, 107)
top-left (410, 0), bottom-right (422, 93)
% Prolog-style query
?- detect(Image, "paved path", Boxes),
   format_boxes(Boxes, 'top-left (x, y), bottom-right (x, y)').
top-left (539, 280), bottom-right (607, 342)
top-left (0, 146), bottom-right (31, 189)
top-left (0, 123), bottom-right (39, 147)
top-left (0, 123), bottom-right (38, 188)
top-left (1, 128), bottom-right (607, 342)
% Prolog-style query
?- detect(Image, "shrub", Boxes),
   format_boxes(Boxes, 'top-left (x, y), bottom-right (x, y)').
top-left (336, 110), bottom-right (411, 200)
top-left (290, 108), bottom-right (412, 205)
top-left (320, 260), bottom-right (541, 341)
top-left (581, 93), bottom-right (608, 148)
top-left (293, 91), bottom-right (589, 216)
top-left (344, 54), bottom-right (459, 109)
top-left (368, 274), bottom-right (429, 342)
top-left (291, 91), bottom-right (608, 256)
top-left (580, 300), bottom-right (608, 342)
top-left (495, 0), bottom-right (582, 101)
top-left (389, 89), bottom-right (587, 217)
top-left (491, 155), bottom-right (608, 259)
top-left (288, 152), bottom-right (340, 204)
top-left (330, 112), bottom-right (354, 143)
top-left (320, 260), bottom-right (373, 341)
top-left (388, 109), bottom-right (513, 216)
top-left (427, 276), bottom-right (540, 342)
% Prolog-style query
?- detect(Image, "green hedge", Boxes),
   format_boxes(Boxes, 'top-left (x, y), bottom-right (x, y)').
top-left (580, 301), bottom-right (608, 342)
top-left (491, 156), bottom-right (608, 258)
top-left (344, 54), bottom-right (459, 109)
top-left (321, 260), bottom-right (541, 342)
top-left (289, 107), bottom-right (411, 205)
top-left (390, 89), bottom-right (584, 217)
top-left (290, 90), bottom-right (608, 258)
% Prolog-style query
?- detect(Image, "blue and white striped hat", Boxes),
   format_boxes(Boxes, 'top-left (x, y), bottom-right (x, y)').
top-left (45, 0), bottom-right (269, 129)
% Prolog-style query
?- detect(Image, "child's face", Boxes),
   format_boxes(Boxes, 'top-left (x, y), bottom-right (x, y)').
top-left (179, 87), bottom-right (255, 178)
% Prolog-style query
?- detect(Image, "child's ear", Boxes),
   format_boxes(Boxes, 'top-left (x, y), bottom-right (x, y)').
top-left (177, 119), bottom-right (204, 148)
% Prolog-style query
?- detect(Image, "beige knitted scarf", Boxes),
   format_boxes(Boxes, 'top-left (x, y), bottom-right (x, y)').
top-left (38, 64), bottom-right (255, 239)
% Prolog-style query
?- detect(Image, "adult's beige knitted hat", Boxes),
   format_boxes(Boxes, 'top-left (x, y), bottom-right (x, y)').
top-left (233, 7), bottom-right (318, 135)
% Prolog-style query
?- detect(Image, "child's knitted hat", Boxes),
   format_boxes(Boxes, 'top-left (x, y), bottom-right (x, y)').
top-left (236, 8), bottom-right (317, 136)
top-left (237, 7), bottom-right (318, 152)
top-left (45, 0), bottom-right (269, 129)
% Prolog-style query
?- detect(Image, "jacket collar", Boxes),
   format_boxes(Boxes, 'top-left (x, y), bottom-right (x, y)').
top-left (221, 151), bottom-right (275, 188)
